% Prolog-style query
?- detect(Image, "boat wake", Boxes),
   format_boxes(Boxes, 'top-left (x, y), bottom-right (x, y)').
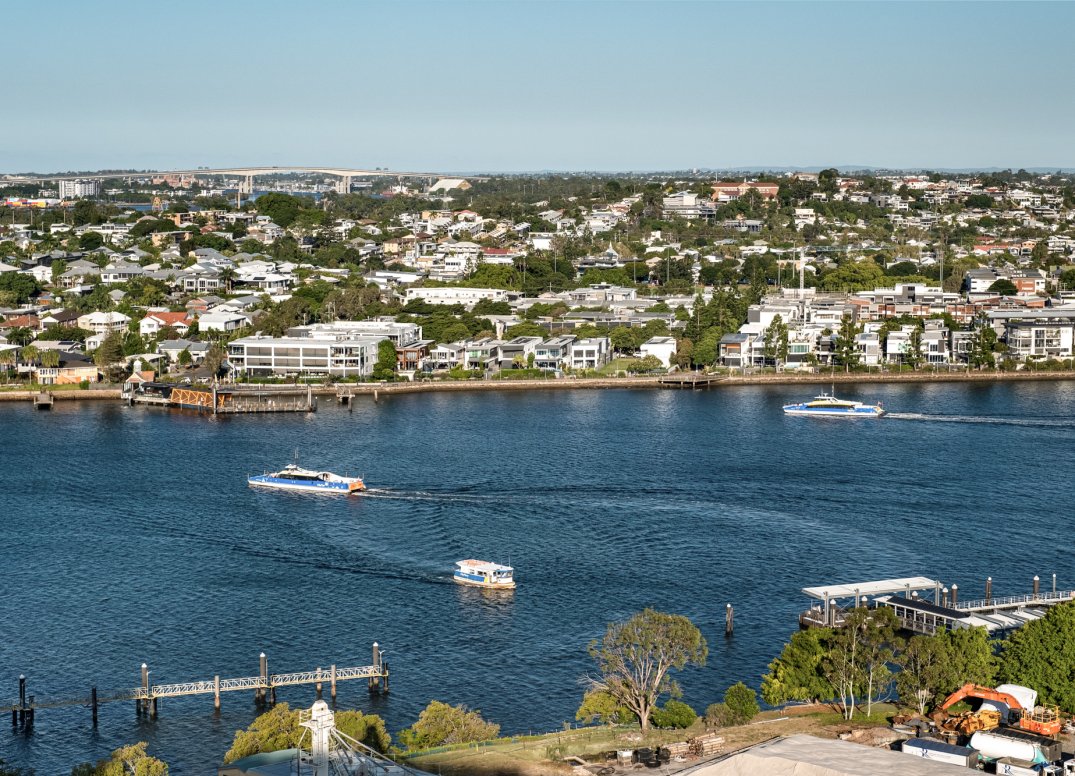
top-left (361, 488), bottom-right (493, 503)
top-left (886, 412), bottom-right (1075, 428)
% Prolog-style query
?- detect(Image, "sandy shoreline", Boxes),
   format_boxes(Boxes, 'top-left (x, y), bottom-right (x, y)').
top-left (1, 370), bottom-right (1073, 403)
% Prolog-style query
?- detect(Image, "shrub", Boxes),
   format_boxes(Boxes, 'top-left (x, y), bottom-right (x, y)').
top-left (398, 700), bottom-right (500, 751)
top-left (650, 699), bottom-right (697, 729)
top-left (723, 682), bottom-right (760, 726)
top-left (705, 702), bottom-right (731, 728)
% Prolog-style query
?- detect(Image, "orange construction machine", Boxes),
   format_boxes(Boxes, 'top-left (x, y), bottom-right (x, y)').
top-left (936, 683), bottom-right (1064, 737)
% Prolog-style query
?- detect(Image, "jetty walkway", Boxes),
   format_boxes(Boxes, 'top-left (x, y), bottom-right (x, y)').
top-left (7, 645), bottom-right (389, 728)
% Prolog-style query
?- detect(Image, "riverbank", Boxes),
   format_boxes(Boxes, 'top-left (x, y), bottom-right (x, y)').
top-left (2, 370), bottom-right (1074, 403)
top-left (404, 704), bottom-right (899, 776)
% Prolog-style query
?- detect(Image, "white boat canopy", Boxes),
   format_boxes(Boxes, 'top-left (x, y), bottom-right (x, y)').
top-left (802, 576), bottom-right (940, 601)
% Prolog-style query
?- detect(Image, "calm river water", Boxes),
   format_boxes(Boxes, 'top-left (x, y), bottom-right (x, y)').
top-left (1, 381), bottom-right (1074, 773)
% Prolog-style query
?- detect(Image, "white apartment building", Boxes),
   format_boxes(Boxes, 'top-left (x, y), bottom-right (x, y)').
top-left (404, 287), bottom-right (507, 308)
top-left (228, 334), bottom-right (385, 377)
top-left (59, 179), bottom-right (101, 199)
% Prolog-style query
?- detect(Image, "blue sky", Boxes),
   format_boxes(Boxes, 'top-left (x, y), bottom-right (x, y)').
top-left (4, 1), bottom-right (1074, 173)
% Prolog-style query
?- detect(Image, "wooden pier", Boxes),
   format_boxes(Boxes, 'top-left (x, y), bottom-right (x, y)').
top-left (7, 645), bottom-right (388, 728)
top-left (127, 383), bottom-right (317, 414)
top-left (32, 391), bottom-right (53, 410)
top-left (657, 373), bottom-right (724, 389)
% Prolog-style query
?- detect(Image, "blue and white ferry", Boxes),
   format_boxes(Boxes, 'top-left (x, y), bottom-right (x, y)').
top-left (453, 559), bottom-right (516, 590)
top-left (248, 464), bottom-right (366, 494)
top-left (782, 392), bottom-right (885, 417)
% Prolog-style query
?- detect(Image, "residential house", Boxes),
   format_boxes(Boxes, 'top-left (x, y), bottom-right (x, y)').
top-left (76, 311), bottom-right (131, 336)
top-left (640, 336), bottom-right (677, 368)
top-left (199, 310), bottom-right (249, 333)
top-left (139, 312), bottom-right (192, 338)
top-left (534, 336), bottom-right (576, 370)
top-left (568, 337), bottom-right (610, 370)
top-left (498, 336), bottom-right (544, 369)
top-left (32, 352), bottom-right (99, 385)
top-left (426, 342), bottom-right (466, 371)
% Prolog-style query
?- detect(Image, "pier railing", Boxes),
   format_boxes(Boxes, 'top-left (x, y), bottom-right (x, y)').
top-left (6, 646), bottom-right (388, 727)
top-left (957, 590), bottom-right (1075, 612)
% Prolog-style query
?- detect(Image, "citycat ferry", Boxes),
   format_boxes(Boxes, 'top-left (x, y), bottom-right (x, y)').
top-left (248, 464), bottom-right (366, 494)
top-left (782, 391), bottom-right (886, 418)
top-left (453, 560), bottom-right (516, 590)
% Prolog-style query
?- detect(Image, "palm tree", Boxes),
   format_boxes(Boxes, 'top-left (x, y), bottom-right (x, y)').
top-left (0, 348), bottom-right (15, 378)
top-left (19, 345), bottom-right (39, 365)
top-left (39, 349), bottom-right (61, 368)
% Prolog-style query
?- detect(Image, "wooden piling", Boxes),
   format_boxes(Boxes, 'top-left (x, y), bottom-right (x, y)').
top-left (150, 697), bottom-right (157, 719)
top-left (951, 584), bottom-right (958, 607)
top-left (942, 587), bottom-right (949, 607)
top-left (373, 389), bottom-right (379, 403)
top-left (369, 642), bottom-right (380, 693)
top-left (315, 667), bottom-right (323, 699)
top-left (986, 576), bottom-right (992, 603)
top-left (26, 697), bottom-right (33, 728)
top-left (1034, 575), bottom-right (1040, 597)
top-left (382, 661), bottom-right (389, 694)
top-left (257, 653), bottom-right (267, 704)
top-left (725, 603), bottom-right (734, 636)
top-left (141, 663), bottom-right (149, 716)
top-left (1053, 573), bottom-right (1057, 594)
top-left (330, 664), bottom-right (337, 702)
top-left (91, 686), bottom-right (98, 726)
top-left (213, 676), bottom-right (220, 711)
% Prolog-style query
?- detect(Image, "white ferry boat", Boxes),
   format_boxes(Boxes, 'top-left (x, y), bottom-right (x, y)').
top-left (453, 559), bottom-right (516, 590)
top-left (782, 392), bottom-right (885, 418)
top-left (248, 464), bottom-right (366, 494)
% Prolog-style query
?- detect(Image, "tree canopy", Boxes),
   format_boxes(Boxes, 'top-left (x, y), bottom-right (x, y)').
top-left (588, 608), bottom-right (707, 732)
top-left (222, 703), bottom-right (389, 764)
top-left (398, 700), bottom-right (500, 751)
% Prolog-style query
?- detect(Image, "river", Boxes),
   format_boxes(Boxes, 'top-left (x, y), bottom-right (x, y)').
top-left (1, 381), bottom-right (1073, 773)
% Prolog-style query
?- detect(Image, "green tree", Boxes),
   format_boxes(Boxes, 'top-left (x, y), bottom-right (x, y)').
top-left (819, 259), bottom-right (885, 292)
top-left (440, 322), bottom-right (472, 344)
top-left (372, 338), bottom-right (398, 380)
top-left (575, 690), bottom-right (631, 726)
top-left (692, 329), bottom-right (721, 368)
top-left (19, 345), bottom-right (40, 366)
top-left (968, 317), bottom-right (998, 369)
top-left (988, 278), bottom-right (1018, 296)
top-left (5, 326), bottom-right (34, 346)
top-left (39, 349), bottom-right (60, 368)
top-left (398, 700), bottom-right (500, 751)
top-left (177, 348), bottom-right (192, 367)
top-left (761, 628), bottom-right (834, 706)
top-left (79, 231), bottom-right (104, 251)
top-left (204, 343), bottom-right (226, 378)
top-left (0, 274), bottom-right (41, 304)
top-left (0, 348), bottom-right (16, 377)
top-left (722, 682), bottom-right (760, 725)
top-left (650, 699), bottom-right (697, 729)
top-left (71, 742), bottom-right (167, 776)
top-left (763, 314), bottom-right (789, 367)
top-left (254, 193), bottom-right (305, 228)
top-left (832, 314), bottom-right (861, 372)
top-left (905, 325), bottom-right (925, 370)
top-left (223, 703), bottom-right (389, 764)
top-left (93, 332), bottom-right (125, 368)
top-left (896, 633), bottom-right (948, 715)
top-left (587, 608), bottom-right (707, 732)
top-left (999, 601), bottom-right (1075, 711)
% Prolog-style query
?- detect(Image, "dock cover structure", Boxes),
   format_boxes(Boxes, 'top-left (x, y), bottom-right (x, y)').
top-left (802, 577), bottom-right (940, 626)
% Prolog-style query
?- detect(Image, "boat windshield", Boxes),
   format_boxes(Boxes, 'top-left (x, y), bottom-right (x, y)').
top-left (277, 470), bottom-right (321, 480)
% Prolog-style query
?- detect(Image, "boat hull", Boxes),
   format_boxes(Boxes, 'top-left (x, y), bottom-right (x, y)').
top-left (453, 571), bottom-right (516, 590)
top-left (783, 405), bottom-right (885, 417)
top-left (248, 476), bottom-right (364, 494)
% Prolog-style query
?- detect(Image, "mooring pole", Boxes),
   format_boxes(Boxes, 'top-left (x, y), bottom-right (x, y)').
top-left (1034, 575), bottom-right (1040, 598)
top-left (951, 584), bottom-right (958, 608)
top-left (330, 664), bottom-right (337, 702)
top-left (214, 675), bottom-right (221, 711)
top-left (25, 696), bottom-right (33, 728)
top-left (17, 675), bottom-right (25, 726)
top-left (315, 667), bottom-right (323, 700)
top-left (141, 663), bottom-right (149, 716)
top-left (369, 642), bottom-right (380, 694)
top-left (725, 603), bottom-right (734, 636)
top-left (985, 576), bottom-right (992, 604)
top-left (258, 653), bottom-right (267, 704)
top-left (91, 686), bottom-right (98, 727)
top-left (382, 661), bottom-right (389, 694)
top-left (1053, 573), bottom-right (1057, 594)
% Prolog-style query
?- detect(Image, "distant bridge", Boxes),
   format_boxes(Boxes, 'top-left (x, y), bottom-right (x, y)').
top-left (2, 166), bottom-right (488, 194)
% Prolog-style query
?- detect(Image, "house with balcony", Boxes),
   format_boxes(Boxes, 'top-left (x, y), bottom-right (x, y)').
top-left (426, 342), bottom-right (466, 371)
top-left (534, 336), bottom-right (575, 370)
top-left (569, 337), bottom-right (610, 370)
top-left (464, 338), bottom-right (502, 371)
top-left (989, 307), bottom-right (1075, 360)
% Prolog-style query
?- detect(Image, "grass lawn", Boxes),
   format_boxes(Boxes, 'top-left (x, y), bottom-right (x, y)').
top-left (405, 704), bottom-right (902, 776)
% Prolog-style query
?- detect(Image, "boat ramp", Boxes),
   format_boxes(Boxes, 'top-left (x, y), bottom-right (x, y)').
top-left (125, 383), bottom-right (316, 414)
top-left (800, 574), bottom-right (1075, 636)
